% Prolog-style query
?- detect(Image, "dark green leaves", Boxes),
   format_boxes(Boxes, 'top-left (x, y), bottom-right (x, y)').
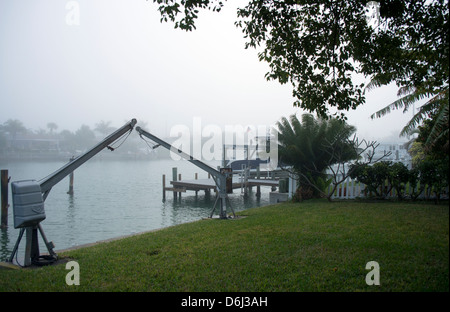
top-left (154, 0), bottom-right (225, 31)
top-left (237, 1), bottom-right (373, 119)
top-left (153, 0), bottom-right (449, 121)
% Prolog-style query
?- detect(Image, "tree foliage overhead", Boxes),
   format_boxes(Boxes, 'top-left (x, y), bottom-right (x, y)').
top-left (152, 0), bottom-right (449, 120)
top-left (236, 0), bottom-right (374, 119)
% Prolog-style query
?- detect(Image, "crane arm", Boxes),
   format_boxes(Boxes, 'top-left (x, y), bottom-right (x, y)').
top-left (39, 119), bottom-right (137, 196)
top-left (136, 126), bottom-right (224, 181)
top-left (136, 126), bottom-right (232, 219)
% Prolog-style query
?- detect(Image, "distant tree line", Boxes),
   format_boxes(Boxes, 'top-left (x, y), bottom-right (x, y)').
top-left (0, 119), bottom-right (145, 159)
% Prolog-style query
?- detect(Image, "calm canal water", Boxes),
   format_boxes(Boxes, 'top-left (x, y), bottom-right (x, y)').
top-left (0, 158), bottom-right (271, 262)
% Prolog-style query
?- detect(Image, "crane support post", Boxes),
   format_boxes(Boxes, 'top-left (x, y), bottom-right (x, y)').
top-left (39, 119), bottom-right (137, 194)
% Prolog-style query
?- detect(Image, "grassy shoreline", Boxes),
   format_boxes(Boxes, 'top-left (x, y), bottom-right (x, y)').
top-left (0, 200), bottom-right (448, 292)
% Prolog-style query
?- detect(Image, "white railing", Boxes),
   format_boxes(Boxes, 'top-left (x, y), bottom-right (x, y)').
top-left (328, 177), bottom-right (366, 199)
top-left (327, 175), bottom-right (449, 200)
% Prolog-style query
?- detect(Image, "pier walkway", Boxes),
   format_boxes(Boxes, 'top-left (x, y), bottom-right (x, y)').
top-left (163, 175), bottom-right (279, 200)
top-left (170, 177), bottom-right (278, 192)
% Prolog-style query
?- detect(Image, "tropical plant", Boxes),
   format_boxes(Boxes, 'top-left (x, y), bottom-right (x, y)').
top-left (407, 166), bottom-right (424, 200)
top-left (350, 158), bottom-right (449, 202)
top-left (388, 162), bottom-right (410, 200)
top-left (350, 161), bottom-right (393, 199)
top-left (276, 113), bottom-right (357, 199)
top-left (415, 100), bottom-right (449, 158)
top-left (47, 122), bottom-right (58, 134)
top-left (417, 156), bottom-right (449, 204)
top-left (408, 141), bottom-right (427, 168)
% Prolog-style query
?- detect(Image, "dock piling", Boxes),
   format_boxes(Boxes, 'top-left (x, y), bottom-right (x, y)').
top-left (256, 166), bottom-right (261, 198)
top-left (67, 172), bottom-right (74, 195)
top-left (1, 170), bottom-right (9, 228)
top-left (172, 167), bottom-right (178, 200)
top-left (178, 173), bottom-right (182, 198)
top-left (162, 174), bottom-right (166, 202)
top-left (67, 156), bottom-right (75, 195)
top-left (195, 173), bottom-right (198, 196)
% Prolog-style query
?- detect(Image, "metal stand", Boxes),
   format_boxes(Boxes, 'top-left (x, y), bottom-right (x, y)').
top-left (137, 126), bottom-right (237, 220)
top-left (209, 193), bottom-right (236, 219)
top-left (9, 224), bottom-right (57, 266)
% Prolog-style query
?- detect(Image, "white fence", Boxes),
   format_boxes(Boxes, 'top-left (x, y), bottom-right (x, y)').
top-left (327, 177), bottom-right (366, 199)
top-left (284, 173), bottom-right (448, 201)
top-left (327, 176), bottom-right (449, 200)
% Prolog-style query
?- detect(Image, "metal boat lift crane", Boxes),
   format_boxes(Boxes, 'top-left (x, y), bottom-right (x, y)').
top-left (136, 126), bottom-right (235, 220)
top-left (8, 119), bottom-right (137, 266)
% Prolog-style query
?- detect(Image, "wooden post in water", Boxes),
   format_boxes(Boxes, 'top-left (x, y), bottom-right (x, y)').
top-left (1, 170), bottom-right (9, 228)
top-left (178, 173), bottom-right (182, 199)
top-left (162, 174), bottom-right (166, 202)
top-left (67, 172), bottom-right (74, 195)
top-left (172, 167), bottom-right (177, 200)
top-left (256, 166), bottom-right (261, 198)
top-left (67, 156), bottom-right (74, 195)
top-left (243, 166), bottom-right (249, 198)
top-left (195, 173), bottom-right (198, 197)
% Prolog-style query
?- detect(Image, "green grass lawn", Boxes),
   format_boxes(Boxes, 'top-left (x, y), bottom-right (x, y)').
top-left (0, 200), bottom-right (448, 292)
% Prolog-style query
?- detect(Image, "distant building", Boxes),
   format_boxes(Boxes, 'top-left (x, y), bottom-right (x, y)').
top-left (362, 142), bottom-right (412, 168)
top-left (1, 132), bottom-right (65, 160)
top-left (4, 133), bottom-right (61, 152)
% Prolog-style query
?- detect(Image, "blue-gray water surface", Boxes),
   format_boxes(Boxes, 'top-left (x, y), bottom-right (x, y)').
top-left (0, 158), bottom-right (272, 263)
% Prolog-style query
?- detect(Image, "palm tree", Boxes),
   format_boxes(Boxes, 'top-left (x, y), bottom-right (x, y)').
top-left (2, 119), bottom-right (27, 139)
top-left (47, 122), bottom-right (58, 134)
top-left (276, 113), bottom-right (358, 199)
top-left (404, 88), bottom-right (449, 152)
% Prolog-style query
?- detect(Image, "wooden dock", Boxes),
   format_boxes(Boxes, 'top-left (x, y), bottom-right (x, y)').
top-left (162, 174), bottom-right (279, 201)
top-left (171, 177), bottom-right (278, 192)
top-left (161, 166), bottom-right (287, 201)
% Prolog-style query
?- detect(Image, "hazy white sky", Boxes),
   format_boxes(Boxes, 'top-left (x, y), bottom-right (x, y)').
top-left (0, 0), bottom-right (422, 142)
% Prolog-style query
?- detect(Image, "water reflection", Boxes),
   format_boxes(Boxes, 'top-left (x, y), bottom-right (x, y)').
top-left (0, 227), bottom-right (11, 261)
top-left (65, 193), bottom-right (77, 248)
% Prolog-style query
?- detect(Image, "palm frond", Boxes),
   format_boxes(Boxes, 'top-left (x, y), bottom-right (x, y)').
top-left (370, 91), bottom-right (431, 119)
top-left (289, 114), bottom-right (302, 137)
top-left (364, 78), bottom-right (384, 93)
top-left (397, 85), bottom-right (416, 97)
top-left (425, 96), bottom-right (449, 147)
top-left (400, 105), bottom-right (431, 137)
top-left (276, 116), bottom-right (294, 142)
top-left (399, 88), bottom-right (448, 137)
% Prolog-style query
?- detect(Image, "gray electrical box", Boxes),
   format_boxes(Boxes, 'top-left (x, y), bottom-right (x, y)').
top-left (11, 180), bottom-right (46, 229)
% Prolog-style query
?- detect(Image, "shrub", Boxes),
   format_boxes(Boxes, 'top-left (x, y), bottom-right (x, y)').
top-left (350, 158), bottom-right (449, 202)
